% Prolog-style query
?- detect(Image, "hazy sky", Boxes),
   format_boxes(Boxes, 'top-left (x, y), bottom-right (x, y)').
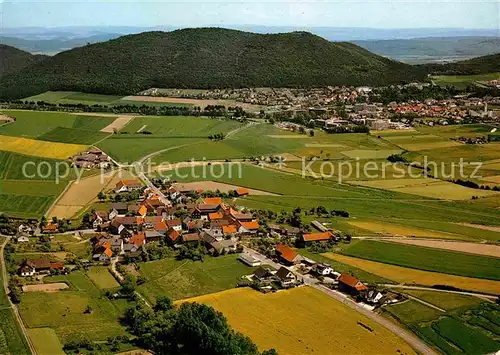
top-left (1, 0), bottom-right (499, 29)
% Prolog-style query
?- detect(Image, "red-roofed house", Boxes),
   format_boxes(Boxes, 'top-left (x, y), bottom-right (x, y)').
top-left (129, 234), bottom-right (146, 247)
top-left (298, 231), bottom-right (333, 246)
top-left (275, 244), bottom-right (301, 265)
top-left (166, 228), bottom-right (180, 245)
top-left (236, 188), bottom-right (249, 196)
top-left (203, 197), bottom-right (223, 205)
top-left (166, 219), bottom-right (182, 232)
top-left (338, 274), bottom-right (368, 295)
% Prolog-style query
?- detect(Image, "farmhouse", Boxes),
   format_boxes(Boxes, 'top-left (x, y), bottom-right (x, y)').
top-left (338, 274), bottom-right (368, 295)
top-left (252, 266), bottom-right (274, 282)
top-left (275, 243), bottom-right (302, 265)
top-left (312, 262), bottom-right (335, 276)
top-left (115, 180), bottom-right (143, 193)
top-left (297, 231), bottom-right (333, 247)
top-left (41, 223), bottom-right (58, 234)
top-left (18, 258), bottom-right (56, 276)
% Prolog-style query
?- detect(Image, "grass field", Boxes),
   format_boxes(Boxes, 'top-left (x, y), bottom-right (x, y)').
top-left (0, 180), bottom-right (67, 218)
top-left (27, 328), bottom-right (65, 355)
top-left (21, 271), bottom-right (129, 343)
top-left (431, 72), bottom-right (500, 89)
top-left (180, 287), bottom-right (417, 355)
top-left (122, 115), bottom-right (242, 136)
top-left (341, 240), bottom-right (500, 280)
top-left (0, 237), bottom-right (31, 355)
top-left (0, 110), bottom-right (115, 138)
top-left (402, 290), bottom-right (482, 311)
top-left (323, 253), bottom-right (500, 294)
top-left (137, 254), bottom-right (255, 302)
top-left (24, 91), bottom-right (125, 105)
top-left (0, 134), bottom-right (87, 159)
top-left (86, 267), bottom-right (120, 289)
top-left (384, 300), bottom-right (443, 323)
top-left (37, 127), bottom-right (110, 145)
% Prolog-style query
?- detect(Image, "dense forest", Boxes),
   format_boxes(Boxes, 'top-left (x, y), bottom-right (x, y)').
top-left (0, 28), bottom-right (427, 100)
top-left (0, 45), bottom-right (47, 77)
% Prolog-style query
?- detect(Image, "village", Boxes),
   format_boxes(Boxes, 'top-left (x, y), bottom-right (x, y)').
top-left (12, 177), bottom-right (406, 314)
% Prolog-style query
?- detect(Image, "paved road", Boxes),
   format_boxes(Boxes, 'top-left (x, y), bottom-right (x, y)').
top-left (0, 236), bottom-right (37, 354)
top-left (244, 247), bottom-right (437, 355)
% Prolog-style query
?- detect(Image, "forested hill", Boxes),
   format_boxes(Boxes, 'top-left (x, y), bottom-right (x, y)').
top-left (425, 53), bottom-right (500, 75)
top-left (0, 28), bottom-right (428, 100)
top-left (0, 45), bottom-right (47, 77)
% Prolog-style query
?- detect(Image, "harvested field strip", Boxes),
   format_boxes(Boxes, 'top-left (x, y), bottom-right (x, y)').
top-left (100, 116), bottom-right (136, 133)
top-left (172, 180), bottom-right (279, 196)
top-left (342, 240), bottom-right (500, 280)
top-left (458, 223), bottom-right (500, 232)
top-left (341, 149), bottom-right (403, 159)
top-left (388, 239), bottom-right (500, 258)
top-left (0, 135), bottom-right (86, 159)
top-left (482, 175), bottom-right (500, 183)
top-left (347, 220), bottom-right (464, 240)
top-left (323, 253), bottom-right (500, 294)
top-left (179, 287), bottom-right (417, 355)
top-left (22, 283), bottom-right (69, 292)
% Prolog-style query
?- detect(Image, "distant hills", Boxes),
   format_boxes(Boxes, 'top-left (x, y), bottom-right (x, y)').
top-left (425, 53), bottom-right (500, 75)
top-left (353, 37), bottom-right (500, 64)
top-left (0, 45), bottom-right (47, 76)
top-left (0, 28), bottom-right (428, 100)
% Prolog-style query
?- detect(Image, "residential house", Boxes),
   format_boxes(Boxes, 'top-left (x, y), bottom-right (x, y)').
top-left (275, 267), bottom-right (297, 288)
top-left (115, 180), bottom-right (143, 193)
top-left (123, 243), bottom-right (143, 258)
top-left (154, 220), bottom-right (169, 235)
top-left (143, 215), bottom-right (163, 229)
top-left (166, 228), bottom-right (181, 245)
top-left (180, 232), bottom-right (202, 245)
top-left (128, 234), bottom-right (146, 247)
top-left (312, 262), bottom-right (334, 276)
top-left (145, 230), bottom-right (163, 243)
top-left (202, 233), bottom-right (237, 254)
top-left (165, 219), bottom-right (182, 232)
top-left (275, 244), bottom-right (302, 265)
top-left (338, 274), bottom-right (368, 295)
top-left (108, 237), bottom-right (123, 253)
top-left (252, 266), bottom-right (273, 282)
top-left (239, 253), bottom-right (261, 267)
top-left (92, 211), bottom-right (109, 229)
top-left (16, 236), bottom-right (29, 243)
top-left (41, 223), bottom-right (58, 234)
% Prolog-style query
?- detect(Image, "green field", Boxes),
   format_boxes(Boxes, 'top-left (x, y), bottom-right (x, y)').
top-left (341, 240), bottom-right (500, 280)
top-left (432, 72), bottom-right (500, 89)
top-left (20, 271), bottom-right (129, 344)
top-left (86, 267), bottom-right (120, 289)
top-left (384, 296), bottom-right (500, 355)
top-left (403, 290), bottom-right (482, 311)
top-left (0, 180), bottom-right (67, 218)
top-left (0, 238), bottom-right (31, 355)
top-left (24, 91), bottom-right (125, 105)
top-left (137, 254), bottom-right (255, 302)
top-left (37, 126), bottom-right (110, 145)
top-left (0, 110), bottom-right (115, 139)
top-left (122, 115), bottom-right (242, 136)
top-left (27, 328), bottom-right (65, 355)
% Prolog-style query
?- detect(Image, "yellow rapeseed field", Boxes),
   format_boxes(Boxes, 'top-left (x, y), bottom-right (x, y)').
top-left (0, 134), bottom-right (86, 159)
top-left (323, 254), bottom-right (500, 295)
top-left (180, 287), bottom-right (417, 355)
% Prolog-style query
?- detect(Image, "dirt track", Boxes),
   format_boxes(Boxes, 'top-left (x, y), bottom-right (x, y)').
top-left (388, 238), bottom-right (500, 258)
top-left (22, 283), bottom-right (69, 292)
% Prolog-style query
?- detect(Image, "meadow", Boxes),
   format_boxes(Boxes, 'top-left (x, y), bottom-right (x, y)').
top-left (0, 180), bottom-right (67, 218)
top-left (137, 254), bottom-right (255, 302)
top-left (431, 72), bottom-right (500, 89)
top-left (401, 290), bottom-right (482, 311)
top-left (180, 287), bottom-right (417, 355)
top-left (0, 237), bottom-right (30, 355)
top-left (27, 328), bottom-right (65, 355)
top-left (323, 253), bottom-right (500, 294)
top-left (86, 266), bottom-right (120, 289)
top-left (384, 298), bottom-right (500, 355)
top-left (20, 271), bottom-right (129, 344)
top-left (24, 91), bottom-right (125, 105)
top-left (341, 240), bottom-right (500, 280)
top-left (0, 110), bottom-right (115, 138)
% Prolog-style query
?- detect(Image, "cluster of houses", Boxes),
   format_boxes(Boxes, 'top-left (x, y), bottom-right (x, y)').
top-left (89, 181), bottom-right (260, 261)
top-left (71, 148), bottom-right (111, 169)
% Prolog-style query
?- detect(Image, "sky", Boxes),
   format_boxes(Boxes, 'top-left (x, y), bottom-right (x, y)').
top-left (1, 0), bottom-right (499, 29)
